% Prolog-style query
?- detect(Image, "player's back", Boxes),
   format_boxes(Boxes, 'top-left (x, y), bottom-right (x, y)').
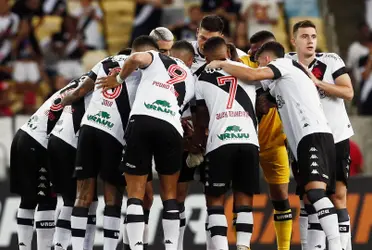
top-left (21, 80), bottom-right (81, 148)
top-left (264, 58), bottom-right (331, 155)
top-left (130, 51), bottom-right (195, 136)
top-left (82, 55), bottom-right (141, 145)
top-left (196, 64), bottom-right (259, 154)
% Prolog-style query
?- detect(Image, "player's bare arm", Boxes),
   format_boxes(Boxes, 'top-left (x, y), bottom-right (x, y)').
top-left (190, 102), bottom-right (209, 154)
top-left (96, 52), bottom-right (153, 91)
top-left (306, 68), bottom-right (354, 101)
top-left (61, 77), bottom-right (95, 106)
top-left (206, 60), bottom-right (275, 82)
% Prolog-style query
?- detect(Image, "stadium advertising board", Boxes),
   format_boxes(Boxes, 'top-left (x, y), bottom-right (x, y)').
top-left (0, 178), bottom-right (371, 249)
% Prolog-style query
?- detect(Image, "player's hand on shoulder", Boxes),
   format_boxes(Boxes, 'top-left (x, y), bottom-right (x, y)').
top-left (206, 60), bottom-right (224, 72)
top-left (96, 73), bottom-right (121, 92)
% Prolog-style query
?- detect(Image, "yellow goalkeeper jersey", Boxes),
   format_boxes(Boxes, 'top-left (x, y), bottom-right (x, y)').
top-left (240, 55), bottom-right (286, 151)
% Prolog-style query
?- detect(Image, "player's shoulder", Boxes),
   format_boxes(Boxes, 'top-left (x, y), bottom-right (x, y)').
top-left (284, 52), bottom-right (298, 59)
top-left (318, 52), bottom-right (344, 63)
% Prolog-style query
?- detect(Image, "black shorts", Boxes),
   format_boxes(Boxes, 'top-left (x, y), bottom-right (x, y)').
top-left (121, 115), bottom-right (183, 176)
top-left (296, 133), bottom-right (336, 194)
top-left (204, 144), bottom-right (260, 197)
top-left (75, 125), bottom-right (125, 186)
top-left (10, 130), bottom-right (53, 199)
top-left (178, 151), bottom-right (197, 183)
top-left (335, 139), bottom-right (351, 185)
top-left (47, 135), bottom-right (77, 196)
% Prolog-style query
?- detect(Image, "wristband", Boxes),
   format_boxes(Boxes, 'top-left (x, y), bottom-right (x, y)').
top-left (116, 74), bottom-right (125, 84)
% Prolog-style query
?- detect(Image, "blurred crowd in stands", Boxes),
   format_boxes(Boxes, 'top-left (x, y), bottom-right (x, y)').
top-left (0, 0), bottom-right (371, 123)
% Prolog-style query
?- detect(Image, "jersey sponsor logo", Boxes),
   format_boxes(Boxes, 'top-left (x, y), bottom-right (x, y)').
top-left (87, 111), bottom-right (114, 129)
top-left (216, 111), bottom-right (250, 120)
top-left (27, 116), bottom-right (38, 130)
top-left (144, 100), bottom-right (176, 116)
top-left (217, 125), bottom-right (249, 141)
top-left (102, 99), bottom-right (113, 107)
top-left (276, 95), bottom-right (285, 108)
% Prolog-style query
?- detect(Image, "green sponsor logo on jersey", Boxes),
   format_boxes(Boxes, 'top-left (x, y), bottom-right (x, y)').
top-left (87, 111), bottom-right (114, 129)
top-left (144, 100), bottom-right (176, 116)
top-left (217, 125), bottom-right (249, 141)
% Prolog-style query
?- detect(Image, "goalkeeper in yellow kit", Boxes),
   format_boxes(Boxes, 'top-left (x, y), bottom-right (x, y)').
top-left (235, 31), bottom-right (293, 250)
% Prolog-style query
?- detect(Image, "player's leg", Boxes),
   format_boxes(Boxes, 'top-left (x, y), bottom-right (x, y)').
top-left (299, 133), bottom-right (341, 250)
top-left (153, 119), bottom-right (184, 250)
top-left (143, 177), bottom-right (154, 249)
top-left (84, 194), bottom-right (98, 250)
top-left (71, 126), bottom-right (99, 249)
top-left (204, 145), bottom-right (235, 250)
top-left (36, 194), bottom-right (58, 250)
top-left (100, 133), bottom-right (126, 250)
top-left (260, 146), bottom-right (292, 250)
top-left (47, 135), bottom-right (77, 250)
top-left (233, 144), bottom-right (260, 250)
top-left (176, 152), bottom-right (197, 250)
top-left (9, 130), bottom-right (37, 250)
top-left (330, 139), bottom-right (352, 250)
top-left (121, 115), bottom-right (152, 250)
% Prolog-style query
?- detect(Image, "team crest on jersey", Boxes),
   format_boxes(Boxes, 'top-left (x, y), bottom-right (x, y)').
top-left (276, 95), bottom-right (285, 108)
top-left (87, 111), bottom-right (114, 129)
top-left (217, 125), bottom-right (249, 141)
top-left (144, 99), bottom-right (176, 116)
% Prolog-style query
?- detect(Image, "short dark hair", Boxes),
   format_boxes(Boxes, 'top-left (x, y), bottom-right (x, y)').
top-left (200, 15), bottom-right (224, 33)
top-left (171, 40), bottom-right (195, 56)
top-left (132, 35), bottom-right (159, 51)
top-left (293, 20), bottom-right (317, 34)
top-left (255, 41), bottom-right (285, 60)
top-left (203, 36), bottom-right (227, 54)
top-left (249, 30), bottom-right (276, 44)
top-left (226, 43), bottom-right (239, 61)
top-left (117, 48), bottom-right (132, 55)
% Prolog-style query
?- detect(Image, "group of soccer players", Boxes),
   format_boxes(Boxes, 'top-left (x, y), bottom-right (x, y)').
top-left (10, 14), bottom-right (354, 250)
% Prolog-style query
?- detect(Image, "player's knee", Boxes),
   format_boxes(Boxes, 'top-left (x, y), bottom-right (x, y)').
top-left (272, 199), bottom-right (291, 211)
top-left (20, 197), bottom-right (38, 209)
top-left (306, 188), bottom-right (326, 204)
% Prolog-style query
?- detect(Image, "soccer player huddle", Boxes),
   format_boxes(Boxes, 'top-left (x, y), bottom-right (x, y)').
top-left (10, 15), bottom-right (354, 250)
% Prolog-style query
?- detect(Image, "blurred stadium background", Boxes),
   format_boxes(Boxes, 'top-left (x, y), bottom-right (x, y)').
top-left (0, 0), bottom-right (371, 249)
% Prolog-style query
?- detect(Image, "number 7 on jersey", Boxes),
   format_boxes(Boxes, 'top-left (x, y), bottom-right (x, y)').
top-left (217, 76), bottom-right (237, 109)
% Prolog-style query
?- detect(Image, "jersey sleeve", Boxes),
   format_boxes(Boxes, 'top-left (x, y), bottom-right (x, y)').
top-left (267, 58), bottom-right (288, 80)
top-left (87, 60), bottom-right (103, 81)
top-left (195, 78), bottom-right (204, 102)
top-left (326, 53), bottom-right (348, 80)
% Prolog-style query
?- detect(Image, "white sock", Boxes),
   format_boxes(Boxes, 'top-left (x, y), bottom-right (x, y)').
top-left (235, 206), bottom-right (253, 248)
top-left (162, 199), bottom-right (180, 250)
top-left (35, 206), bottom-right (56, 250)
top-left (17, 207), bottom-right (35, 250)
top-left (178, 203), bottom-right (186, 250)
top-left (126, 198), bottom-right (145, 250)
top-left (306, 204), bottom-right (326, 250)
top-left (337, 209), bottom-right (351, 250)
top-left (122, 220), bottom-right (130, 250)
top-left (71, 207), bottom-right (88, 250)
top-left (312, 197), bottom-right (342, 250)
top-left (205, 213), bottom-right (212, 250)
top-left (84, 201), bottom-right (98, 250)
top-left (207, 206), bottom-right (228, 250)
top-left (144, 209), bottom-right (150, 249)
top-left (54, 205), bottom-right (73, 249)
top-left (299, 200), bottom-right (308, 250)
top-left (103, 205), bottom-right (121, 250)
